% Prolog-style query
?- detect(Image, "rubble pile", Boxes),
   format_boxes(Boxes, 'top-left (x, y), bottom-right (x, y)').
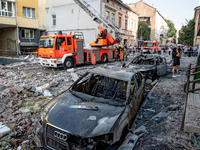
top-left (0, 62), bottom-right (88, 150)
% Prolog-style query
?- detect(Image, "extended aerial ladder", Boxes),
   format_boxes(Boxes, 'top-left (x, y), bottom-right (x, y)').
top-left (73, 0), bottom-right (122, 46)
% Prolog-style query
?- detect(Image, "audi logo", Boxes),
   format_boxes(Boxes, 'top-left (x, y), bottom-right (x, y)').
top-left (54, 131), bottom-right (69, 141)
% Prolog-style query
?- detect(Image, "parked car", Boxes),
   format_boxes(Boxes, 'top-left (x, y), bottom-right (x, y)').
top-left (126, 55), bottom-right (167, 80)
top-left (33, 66), bottom-right (145, 150)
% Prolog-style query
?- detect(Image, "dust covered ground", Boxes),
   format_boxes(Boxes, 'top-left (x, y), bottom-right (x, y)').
top-left (0, 54), bottom-right (198, 150)
top-left (132, 56), bottom-right (198, 150)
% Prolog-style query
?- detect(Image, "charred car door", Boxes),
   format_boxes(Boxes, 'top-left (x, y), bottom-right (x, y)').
top-left (156, 56), bottom-right (167, 76)
top-left (128, 73), bottom-right (145, 125)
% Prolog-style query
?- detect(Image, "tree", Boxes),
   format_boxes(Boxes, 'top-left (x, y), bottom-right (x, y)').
top-left (178, 19), bottom-right (195, 45)
top-left (166, 20), bottom-right (176, 38)
top-left (137, 22), bottom-right (151, 40)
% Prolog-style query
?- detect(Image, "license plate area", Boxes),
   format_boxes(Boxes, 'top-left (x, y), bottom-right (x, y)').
top-left (47, 137), bottom-right (70, 150)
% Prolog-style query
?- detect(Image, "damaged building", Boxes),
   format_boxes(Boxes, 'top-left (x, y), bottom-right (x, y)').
top-left (0, 0), bottom-right (46, 56)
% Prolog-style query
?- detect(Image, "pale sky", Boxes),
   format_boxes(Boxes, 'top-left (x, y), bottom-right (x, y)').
top-left (122, 0), bottom-right (199, 31)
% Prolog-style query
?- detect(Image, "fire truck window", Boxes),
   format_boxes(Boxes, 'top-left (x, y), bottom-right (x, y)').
top-left (67, 38), bottom-right (72, 45)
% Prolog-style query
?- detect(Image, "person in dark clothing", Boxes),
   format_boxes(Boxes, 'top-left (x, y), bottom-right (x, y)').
top-left (172, 48), bottom-right (180, 77)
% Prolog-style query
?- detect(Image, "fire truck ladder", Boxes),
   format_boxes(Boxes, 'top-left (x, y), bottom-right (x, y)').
top-left (73, 0), bottom-right (122, 41)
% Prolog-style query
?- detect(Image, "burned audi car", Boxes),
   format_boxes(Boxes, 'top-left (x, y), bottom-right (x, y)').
top-left (34, 66), bottom-right (145, 150)
top-left (126, 55), bottom-right (167, 80)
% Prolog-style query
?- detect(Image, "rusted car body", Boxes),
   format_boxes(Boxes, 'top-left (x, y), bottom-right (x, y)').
top-left (33, 66), bottom-right (145, 150)
top-left (126, 55), bottom-right (167, 80)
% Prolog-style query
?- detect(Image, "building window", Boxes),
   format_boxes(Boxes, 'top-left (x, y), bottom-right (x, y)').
top-left (119, 17), bottom-right (121, 28)
top-left (106, 11), bottom-right (109, 21)
top-left (131, 22), bottom-right (133, 30)
top-left (125, 20), bottom-right (127, 30)
top-left (52, 15), bottom-right (56, 26)
top-left (23, 7), bottom-right (35, 18)
top-left (0, 0), bottom-right (14, 17)
top-left (111, 13), bottom-right (115, 25)
top-left (22, 29), bottom-right (34, 39)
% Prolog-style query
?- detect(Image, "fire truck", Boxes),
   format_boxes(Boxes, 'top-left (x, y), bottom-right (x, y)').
top-left (143, 40), bottom-right (159, 51)
top-left (38, 0), bottom-right (122, 69)
top-left (38, 29), bottom-right (120, 69)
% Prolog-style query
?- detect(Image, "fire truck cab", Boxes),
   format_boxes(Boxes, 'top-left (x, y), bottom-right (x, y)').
top-left (143, 41), bottom-right (159, 52)
top-left (38, 31), bottom-right (117, 69)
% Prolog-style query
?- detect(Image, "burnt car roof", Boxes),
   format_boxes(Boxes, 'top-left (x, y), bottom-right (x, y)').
top-left (88, 66), bottom-right (138, 81)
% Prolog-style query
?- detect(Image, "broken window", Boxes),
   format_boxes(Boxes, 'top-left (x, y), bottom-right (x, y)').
top-left (130, 77), bottom-right (136, 100)
top-left (0, 1), bottom-right (14, 17)
top-left (135, 73), bottom-right (142, 87)
top-left (72, 73), bottom-right (127, 103)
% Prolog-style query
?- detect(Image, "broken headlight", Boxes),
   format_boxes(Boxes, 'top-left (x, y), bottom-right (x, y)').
top-left (88, 133), bottom-right (113, 145)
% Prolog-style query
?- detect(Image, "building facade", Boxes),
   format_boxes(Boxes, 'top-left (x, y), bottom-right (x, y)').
top-left (128, 0), bottom-right (168, 45)
top-left (0, 0), bottom-right (17, 56)
top-left (45, 0), bottom-right (139, 47)
top-left (0, 0), bottom-right (46, 56)
top-left (193, 6), bottom-right (200, 46)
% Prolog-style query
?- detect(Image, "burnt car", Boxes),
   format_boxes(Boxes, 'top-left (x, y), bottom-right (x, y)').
top-left (126, 55), bottom-right (167, 80)
top-left (34, 66), bottom-right (145, 150)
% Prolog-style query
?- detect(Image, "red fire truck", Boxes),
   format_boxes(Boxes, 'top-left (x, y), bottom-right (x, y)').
top-left (38, 29), bottom-right (120, 69)
top-left (143, 41), bottom-right (159, 51)
top-left (38, 0), bottom-right (123, 69)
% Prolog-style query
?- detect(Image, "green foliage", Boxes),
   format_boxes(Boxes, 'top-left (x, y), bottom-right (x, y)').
top-left (178, 19), bottom-right (195, 45)
top-left (137, 22), bottom-right (151, 40)
top-left (166, 20), bottom-right (176, 38)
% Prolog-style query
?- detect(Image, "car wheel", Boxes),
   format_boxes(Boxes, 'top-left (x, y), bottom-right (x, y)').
top-left (63, 58), bottom-right (73, 69)
top-left (101, 53), bottom-right (108, 63)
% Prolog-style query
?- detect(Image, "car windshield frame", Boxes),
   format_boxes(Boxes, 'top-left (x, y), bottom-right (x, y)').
top-left (144, 43), bottom-right (154, 47)
top-left (39, 37), bottom-right (55, 48)
top-left (69, 72), bottom-right (130, 106)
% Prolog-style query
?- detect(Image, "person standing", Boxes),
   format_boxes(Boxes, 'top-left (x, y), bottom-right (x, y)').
top-left (129, 45), bottom-right (132, 55)
top-left (133, 45), bottom-right (136, 54)
top-left (158, 46), bottom-right (161, 55)
top-left (123, 45), bottom-right (128, 61)
top-left (141, 45), bottom-right (143, 55)
top-left (168, 46), bottom-right (172, 55)
top-left (172, 48), bottom-right (180, 77)
top-left (194, 45), bottom-right (197, 57)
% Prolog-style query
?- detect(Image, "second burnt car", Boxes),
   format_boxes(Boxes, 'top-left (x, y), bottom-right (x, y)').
top-left (34, 66), bottom-right (145, 150)
top-left (126, 55), bottom-right (167, 80)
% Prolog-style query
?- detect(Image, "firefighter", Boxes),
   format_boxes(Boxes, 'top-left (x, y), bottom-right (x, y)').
top-left (117, 44), bottom-right (122, 59)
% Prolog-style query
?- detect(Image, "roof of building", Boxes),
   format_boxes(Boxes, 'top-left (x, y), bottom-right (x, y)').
top-left (194, 6), bottom-right (200, 10)
top-left (128, 0), bottom-right (167, 24)
top-left (115, 0), bottom-right (140, 15)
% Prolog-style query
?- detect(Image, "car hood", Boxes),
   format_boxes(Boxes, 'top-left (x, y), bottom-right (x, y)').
top-left (44, 91), bottom-right (124, 138)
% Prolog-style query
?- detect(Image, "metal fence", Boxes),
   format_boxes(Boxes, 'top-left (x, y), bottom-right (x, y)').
top-left (181, 56), bottom-right (200, 130)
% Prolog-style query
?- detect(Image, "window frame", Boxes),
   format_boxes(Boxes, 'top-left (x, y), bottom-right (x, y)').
top-left (23, 7), bottom-right (36, 19)
top-left (106, 11), bottom-right (110, 21)
top-left (52, 15), bottom-right (56, 26)
top-left (119, 17), bottom-right (121, 28)
top-left (21, 29), bottom-right (34, 39)
top-left (111, 13), bottom-right (115, 25)
top-left (0, 1), bottom-right (14, 17)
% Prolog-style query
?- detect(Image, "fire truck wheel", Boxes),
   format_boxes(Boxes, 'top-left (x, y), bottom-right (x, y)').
top-left (64, 58), bottom-right (73, 69)
top-left (101, 53), bottom-right (108, 63)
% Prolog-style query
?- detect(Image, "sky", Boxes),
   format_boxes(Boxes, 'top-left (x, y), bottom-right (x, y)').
top-left (122, 0), bottom-right (199, 31)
